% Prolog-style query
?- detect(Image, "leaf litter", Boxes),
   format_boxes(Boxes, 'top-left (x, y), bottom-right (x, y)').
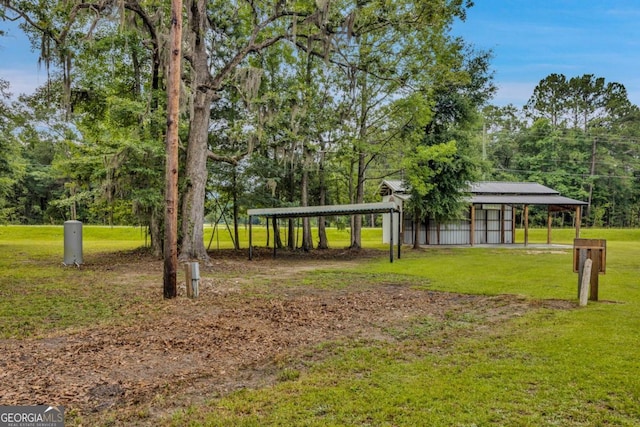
top-left (0, 248), bottom-right (574, 425)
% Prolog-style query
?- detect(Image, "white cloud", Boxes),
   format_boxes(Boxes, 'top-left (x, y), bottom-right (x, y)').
top-left (491, 82), bottom-right (537, 107)
top-left (0, 67), bottom-right (43, 98)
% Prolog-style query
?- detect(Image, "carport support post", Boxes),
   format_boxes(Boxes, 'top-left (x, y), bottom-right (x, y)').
top-left (397, 208), bottom-right (402, 260)
top-left (273, 217), bottom-right (277, 259)
top-left (524, 204), bottom-right (529, 247)
top-left (389, 208), bottom-right (394, 263)
top-left (512, 206), bottom-right (517, 244)
top-left (547, 208), bottom-right (552, 244)
top-left (501, 204), bottom-right (506, 244)
top-left (470, 205), bottom-right (476, 246)
top-left (249, 216), bottom-right (253, 260)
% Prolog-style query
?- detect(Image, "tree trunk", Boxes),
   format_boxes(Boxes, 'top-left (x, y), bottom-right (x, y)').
top-left (273, 217), bottom-right (283, 249)
top-left (287, 164), bottom-right (296, 249)
top-left (163, 0), bottom-right (182, 298)
top-left (288, 219), bottom-right (295, 249)
top-left (301, 146), bottom-right (313, 251)
top-left (180, 89), bottom-right (214, 262)
top-left (350, 151), bottom-right (366, 249)
top-left (180, 0), bottom-right (213, 262)
top-left (300, 52), bottom-right (314, 252)
top-left (232, 168), bottom-right (240, 250)
top-left (412, 215), bottom-right (420, 249)
top-left (349, 69), bottom-right (369, 250)
top-left (317, 150), bottom-right (328, 249)
top-left (302, 218), bottom-right (312, 251)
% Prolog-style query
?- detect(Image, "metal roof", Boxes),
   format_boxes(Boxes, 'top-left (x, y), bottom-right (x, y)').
top-left (382, 180), bottom-right (565, 196)
top-left (380, 180), bottom-right (586, 206)
top-left (471, 194), bottom-right (587, 206)
top-left (470, 182), bottom-right (559, 195)
top-left (247, 202), bottom-right (398, 219)
top-left (379, 180), bottom-right (406, 194)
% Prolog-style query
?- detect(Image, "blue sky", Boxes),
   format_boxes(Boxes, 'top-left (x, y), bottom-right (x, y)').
top-left (0, 19), bottom-right (46, 97)
top-left (453, 0), bottom-right (640, 106)
top-left (2, 1), bottom-right (640, 107)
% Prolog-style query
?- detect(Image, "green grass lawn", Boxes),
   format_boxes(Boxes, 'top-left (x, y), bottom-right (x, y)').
top-left (1, 225), bottom-right (639, 426)
top-left (173, 227), bottom-right (640, 426)
top-left (0, 225), bottom-right (148, 337)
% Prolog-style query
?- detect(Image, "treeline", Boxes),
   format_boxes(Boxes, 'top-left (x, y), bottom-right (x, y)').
top-left (484, 73), bottom-right (640, 227)
top-left (0, 0), bottom-right (494, 260)
top-left (0, 2), bottom-right (639, 262)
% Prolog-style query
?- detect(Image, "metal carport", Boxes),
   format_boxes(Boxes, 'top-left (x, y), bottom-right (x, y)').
top-left (247, 202), bottom-right (401, 262)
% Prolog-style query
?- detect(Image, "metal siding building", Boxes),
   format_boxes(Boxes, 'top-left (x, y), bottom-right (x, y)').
top-left (380, 181), bottom-right (586, 246)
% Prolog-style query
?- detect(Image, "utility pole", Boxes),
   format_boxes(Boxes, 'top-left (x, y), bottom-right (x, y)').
top-left (482, 122), bottom-right (487, 161)
top-left (482, 122), bottom-right (487, 180)
top-left (164, 0), bottom-right (182, 298)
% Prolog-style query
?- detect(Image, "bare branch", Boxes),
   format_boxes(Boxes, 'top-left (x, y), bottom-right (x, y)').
top-left (207, 149), bottom-right (248, 166)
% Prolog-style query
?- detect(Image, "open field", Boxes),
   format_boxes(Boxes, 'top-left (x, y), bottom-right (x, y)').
top-left (0, 225), bottom-right (639, 426)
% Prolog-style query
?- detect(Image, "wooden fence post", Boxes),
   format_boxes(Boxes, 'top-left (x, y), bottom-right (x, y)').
top-left (579, 258), bottom-right (592, 306)
top-left (589, 251), bottom-right (600, 301)
top-left (184, 263), bottom-right (193, 298)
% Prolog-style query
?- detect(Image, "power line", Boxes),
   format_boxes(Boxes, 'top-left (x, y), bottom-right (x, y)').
top-left (493, 168), bottom-right (638, 180)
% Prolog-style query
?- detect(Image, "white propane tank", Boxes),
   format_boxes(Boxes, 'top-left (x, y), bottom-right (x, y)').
top-left (63, 220), bottom-right (83, 266)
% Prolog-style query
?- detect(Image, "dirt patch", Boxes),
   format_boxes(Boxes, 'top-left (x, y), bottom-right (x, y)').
top-left (0, 248), bottom-right (575, 425)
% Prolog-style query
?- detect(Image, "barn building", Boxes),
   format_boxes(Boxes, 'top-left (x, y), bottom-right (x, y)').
top-left (380, 180), bottom-right (587, 246)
